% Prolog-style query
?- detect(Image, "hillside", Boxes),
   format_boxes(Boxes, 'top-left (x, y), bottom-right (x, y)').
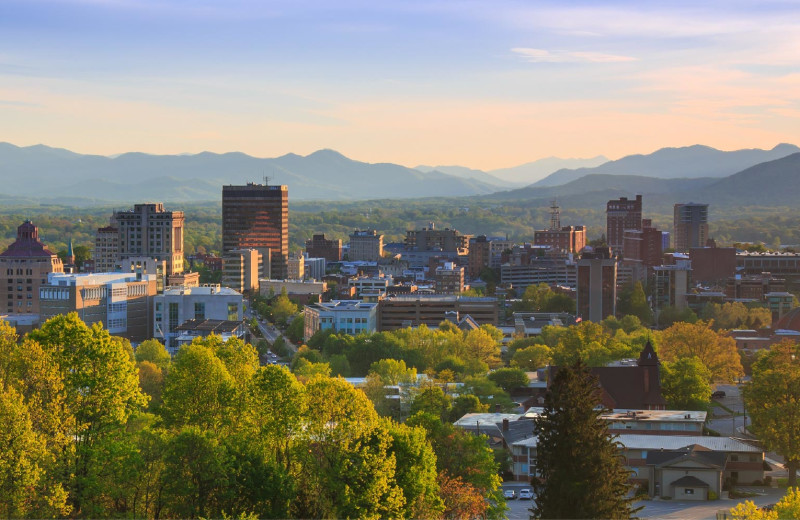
top-left (534, 144), bottom-right (800, 187)
top-left (0, 144), bottom-right (500, 201)
top-left (699, 152), bottom-right (800, 206)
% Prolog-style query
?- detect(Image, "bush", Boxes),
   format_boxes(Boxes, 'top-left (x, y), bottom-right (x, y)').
top-left (777, 477), bottom-right (789, 488)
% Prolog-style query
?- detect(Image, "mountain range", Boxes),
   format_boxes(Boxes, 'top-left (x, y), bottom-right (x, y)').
top-left (0, 142), bottom-right (799, 208)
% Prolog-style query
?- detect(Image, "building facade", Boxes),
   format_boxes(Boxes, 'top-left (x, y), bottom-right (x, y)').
top-left (348, 229), bottom-right (384, 261)
top-left (378, 295), bottom-right (498, 330)
top-left (94, 224), bottom-right (119, 273)
top-left (576, 247), bottom-right (617, 322)
top-left (303, 300), bottom-right (379, 341)
top-left (673, 203), bottom-right (709, 252)
top-left (533, 226), bottom-right (586, 254)
top-left (0, 221), bottom-right (64, 315)
top-left (404, 223), bottom-right (470, 254)
top-left (623, 219), bottom-right (664, 269)
top-left (153, 285), bottom-right (243, 352)
top-left (435, 262), bottom-right (465, 294)
top-left (39, 272), bottom-right (157, 342)
top-left (222, 183), bottom-right (289, 279)
top-left (607, 195), bottom-right (643, 254)
top-left (115, 203), bottom-right (185, 276)
top-left (222, 249), bottom-right (262, 293)
top-left (305, 234), bottom-right (342, 263)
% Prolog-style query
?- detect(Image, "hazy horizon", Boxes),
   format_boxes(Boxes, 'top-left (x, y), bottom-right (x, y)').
top-left (1, 0), bottom-right (798, 171)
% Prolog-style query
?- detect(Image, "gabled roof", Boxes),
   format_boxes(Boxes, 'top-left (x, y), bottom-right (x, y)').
top-left (670, 475), bottom-right (710, 488)
top-left (646, 445), bottom-right (727, 469)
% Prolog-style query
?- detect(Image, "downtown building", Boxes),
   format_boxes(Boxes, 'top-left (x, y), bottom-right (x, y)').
top-left (576, 247), bottom-right (617, 322)
top-left (114, 203), bottom-right (185, 276)
top-left (0, 221), bottom-right (64, 316)
top-left (348, 229), bottom-right (384, 262)
top-left (673, 203), bottom-right (709, 252)
top-left (222, 183), bottom-right (289, 280)
top-left (607, 195), bottom-right (643, 255)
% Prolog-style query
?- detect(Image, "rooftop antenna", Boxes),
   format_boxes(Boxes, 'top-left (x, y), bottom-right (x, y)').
top-left (549, 199), bottom-right (561, 231)
top-left (263, 175), bottom-right (271, 186)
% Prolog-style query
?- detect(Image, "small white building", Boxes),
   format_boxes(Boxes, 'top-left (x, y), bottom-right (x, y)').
top-left (303, 300), bottom-right (378, 341)
top-left (153, 284), bottom-right (243, 353)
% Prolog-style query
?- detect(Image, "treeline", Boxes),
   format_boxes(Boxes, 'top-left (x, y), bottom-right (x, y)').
top-left (6, 201), bottom-right (800, 256)
top-left (0, 314), bottom-right (504, 519)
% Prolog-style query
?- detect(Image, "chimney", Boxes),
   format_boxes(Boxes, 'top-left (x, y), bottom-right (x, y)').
top-left (502, 418), bottom-right (510, 432)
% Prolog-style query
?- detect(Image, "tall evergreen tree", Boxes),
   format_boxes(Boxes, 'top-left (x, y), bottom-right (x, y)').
top-left (531, 361), bottom-right (638, 519)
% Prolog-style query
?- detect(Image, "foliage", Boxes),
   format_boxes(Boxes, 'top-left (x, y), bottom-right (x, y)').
top-left (656, 305), bottom-right (699, 328)
top-left (285, 314), bottom-right (305, 343)
top-left (617, 282), bottom-right (653, 325)
top-left (515, 283), bottom-right (575, 313)
top-left (487, 367), bottom-right (529, 392)
top-left (532, 361), bottom-right (639, 519)
top-left (369, 358), bottom-right (417, 385)
top-left (270, 292), bottom-right (299, 327)
top-left (660, 356), bottom-right (712, 410)
top-left (701, 302), bottom-right (772, 330)
top-left (657, 320), bottom-right (743, 383)
top-left (729, 487), bottom-right (800, 520)
top-left (510, 343), bottom-right (552, 371)
top-left (410, 386), bottom-right (452, 420)
top-left (135, 339), bottom-right (171, 371)
top-left (743, 342), bottom-right (800, 487)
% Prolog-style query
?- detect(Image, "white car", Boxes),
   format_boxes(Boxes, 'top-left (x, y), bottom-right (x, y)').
top-left (518, 488), bottom-right (533, 500)
top-left (503, 489), bottom-right (516, 500)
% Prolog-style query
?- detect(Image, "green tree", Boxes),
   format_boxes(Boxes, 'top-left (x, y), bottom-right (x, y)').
top-left (28, 313), bottom-right (148, 513)
top-left (135, 339), bottom-right (171, 370)
top-left (660, 357), bottom-right (712, 410)
top-left (369, 358), bottom-right (418, 385)
top-left (447, 394), bottom-right (489, 422)
top-left (743, 342), bottom-right (800, 486)
top-left (532, 361), bottom-right (638, 519)
top-left (410, 386), bottom-right (452, 420)
top-left (386, 420), bottom-right (445, 519)
top-left (657, 305), bottom-right (698, 328)
top-left (160, 343), bottom-right (236, 432)
top-left (286, 314), bottom-right (305, 343)
top-left (511, 344), bottom-right (551, 371)
top-left (270, 292), bottom-right (298, 327)
top-left (487, 367), bottom-right (529, 392)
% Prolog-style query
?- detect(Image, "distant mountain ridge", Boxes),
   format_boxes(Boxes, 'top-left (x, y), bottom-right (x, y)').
top-left (0, 144), bottom-right (502, 202)
top-left (533, 144), bottom-right (800, 187)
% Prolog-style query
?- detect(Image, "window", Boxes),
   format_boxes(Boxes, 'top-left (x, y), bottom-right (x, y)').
top-left (227, 303), bottom-right (239, 321)
top-left (168, 303), bottom-right (179, 331)
top-left (194, 302), bottom-right (205, 321)
top-left (684, 489), bottom-right (694, 495)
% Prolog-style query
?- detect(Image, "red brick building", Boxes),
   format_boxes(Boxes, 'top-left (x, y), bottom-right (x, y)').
top-left (607, 195), bottom-right (642, 254)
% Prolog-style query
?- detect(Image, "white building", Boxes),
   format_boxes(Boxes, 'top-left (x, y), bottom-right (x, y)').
top-left (349, 275), bottom-right (392, 296)
top-left (303, 300), bottom-right (379, 341)
top-left (304, 256), bottom-right (326, 281)
top-left (222, 248), bottom-right (262, 293)
top-left (153, 284), bottom-right (243, 353)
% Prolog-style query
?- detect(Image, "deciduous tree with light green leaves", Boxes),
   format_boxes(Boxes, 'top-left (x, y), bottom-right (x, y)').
top-left (660, 356), bottom-right (712, 410)
top-left (744, 341), bottom-right (800, 487)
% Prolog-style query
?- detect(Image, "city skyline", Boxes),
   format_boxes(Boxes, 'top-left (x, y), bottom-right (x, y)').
top-left (1, 0), bottom-right (799, 170)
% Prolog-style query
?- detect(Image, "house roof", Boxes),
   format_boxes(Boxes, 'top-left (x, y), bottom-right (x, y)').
top-left (670, 475), bottom-right (710, 488)
top-left (0, 221), bottom-right (57, 258)
top-left (773, 307), bottom-right (800, 332)
top-left (617, 435), bottom-right (762, 453)
top-left (646, 445), bottom-right (727, 469)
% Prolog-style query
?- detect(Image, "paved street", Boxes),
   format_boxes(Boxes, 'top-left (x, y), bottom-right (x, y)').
top-left (501, 483), bottom-right (787, 520)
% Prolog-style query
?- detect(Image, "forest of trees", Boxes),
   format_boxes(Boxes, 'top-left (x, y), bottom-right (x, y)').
top-left (5, 201), bottom-right (800, 260)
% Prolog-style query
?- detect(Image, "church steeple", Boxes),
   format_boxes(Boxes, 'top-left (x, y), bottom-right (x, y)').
top-left (66, 238), bottom-right (75, 266)
top-left (637, 341), bottom-right (659, 366)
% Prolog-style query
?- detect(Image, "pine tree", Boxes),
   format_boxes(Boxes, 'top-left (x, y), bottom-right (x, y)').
top-left (531, 361), bottom-right (639, 519)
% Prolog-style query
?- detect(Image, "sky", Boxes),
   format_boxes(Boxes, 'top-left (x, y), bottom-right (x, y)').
top-left (0, 0), bottom-right (799, 170)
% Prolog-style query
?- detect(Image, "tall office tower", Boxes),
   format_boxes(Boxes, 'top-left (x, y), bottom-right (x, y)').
top-left (673, 203), bottom-right (709, 252)
top-left (94, 224), bottom-right (119, 272)
top-left (222, 183), bottom-right (289, 280)
top-left (577, 246), bottom-right (617, 323)
top-left (0, 220), bottom-right (64, 315)
top-left (606, 195), bottom-right (642, 254)
top-left (115, 203), bottom-right (185, 276)
top-left (349, 229), bottom-right (384, 261)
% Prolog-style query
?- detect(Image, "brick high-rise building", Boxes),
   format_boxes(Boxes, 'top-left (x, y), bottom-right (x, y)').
top-left (348, 229), bottom-right (384, 261)
top-left (623, 219), bottom-right (664, 269)
top-left (93, 224), bottom-right (119, 273)
top-left (468, 235), bottom-right (491, 279)
top-left (222, 183), bottom-right (289, 280)
top-left (533, 225), bottom-right (586, 254)
top-left (0, 221), bottom-right (64, 315)
top-left (673, 203), bottom-right (709, 252)
top-left (607, 195), bottom-right (642, 254)
top-left (405, 223), bottom-right (470, 253)
top-left (305, 234), bottom-right (342, 263)
top-left (115, 203), bottom-right (185, 276)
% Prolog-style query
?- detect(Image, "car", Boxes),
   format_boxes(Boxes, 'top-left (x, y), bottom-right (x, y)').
top-left (518, 489), bottom-right (533, 500)
top-left (503, 489), bottom-right (516, 500)
top-left (712, 390), bottom-right (726, 399)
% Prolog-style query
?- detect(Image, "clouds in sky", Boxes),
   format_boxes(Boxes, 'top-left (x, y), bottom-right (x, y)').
top-left (0, 0), bottom-right (798, 168)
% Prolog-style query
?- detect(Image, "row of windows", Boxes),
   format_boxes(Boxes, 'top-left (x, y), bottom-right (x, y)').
top-left (6, 268), bottom-right (34, 275)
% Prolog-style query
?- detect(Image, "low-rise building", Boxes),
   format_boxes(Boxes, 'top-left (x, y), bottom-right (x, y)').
top-left (40, 272), bottom-right (157, 342)
top-left (303, 300), bottom-right (379, 340)
top-left (260, 279), bottom-right (326, 304)
top-left (378, 294), bottom-right (498, 330)
top-left (172, 319), bottom-right (247, 349)
top-left (153, 285), bottom-right (243, 353)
